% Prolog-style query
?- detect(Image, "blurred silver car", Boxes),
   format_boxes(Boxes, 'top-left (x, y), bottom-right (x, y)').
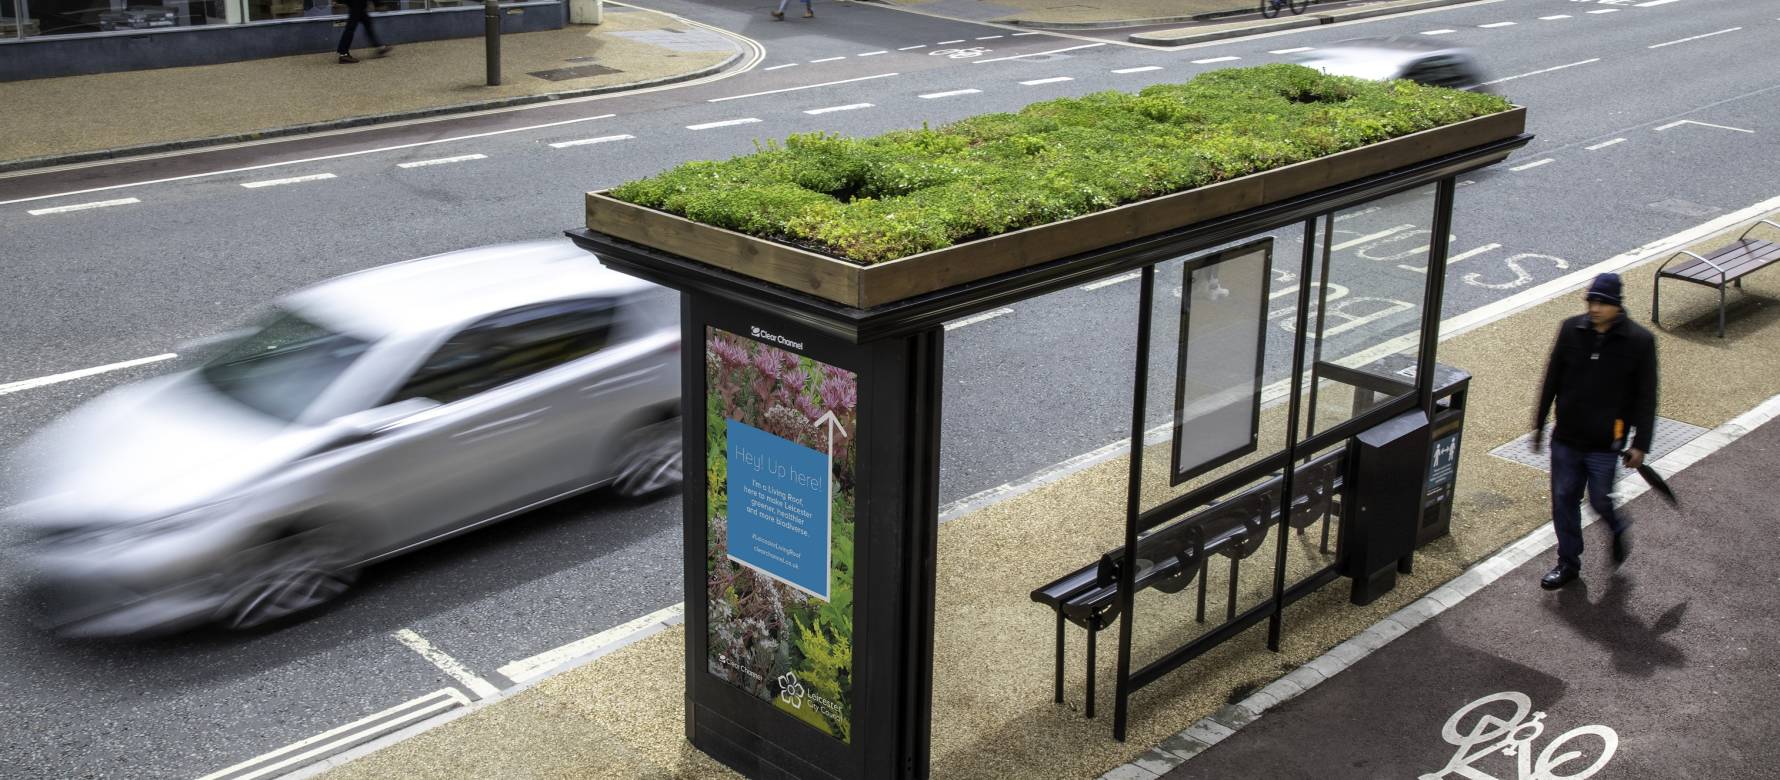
top-left (5, 239), bottom-right (681, 637)
top-left (1297, 37), bottom-right (1491, 91)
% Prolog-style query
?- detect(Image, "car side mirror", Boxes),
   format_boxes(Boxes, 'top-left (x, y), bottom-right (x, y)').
top-left (331, 398), bottom-right (441, 444)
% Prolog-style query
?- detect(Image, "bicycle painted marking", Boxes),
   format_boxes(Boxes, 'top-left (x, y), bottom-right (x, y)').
top-left (931, 47), bottom-right (990, 59)
top-left (1421, 691), bottom-right (1618, 780)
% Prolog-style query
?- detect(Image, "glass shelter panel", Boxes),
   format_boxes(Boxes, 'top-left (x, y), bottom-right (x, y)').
top-left (27, 0), bottom-right (229, 34)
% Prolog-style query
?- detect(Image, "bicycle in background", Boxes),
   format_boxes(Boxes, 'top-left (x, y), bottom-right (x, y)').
top-left (1261, 0), bottom-right (1311, 18)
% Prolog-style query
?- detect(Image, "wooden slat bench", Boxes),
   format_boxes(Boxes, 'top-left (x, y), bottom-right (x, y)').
top-left (1654, 219), bottom-right (1780, 338)
top-left (1029, 449), bottom-right (1344, 717)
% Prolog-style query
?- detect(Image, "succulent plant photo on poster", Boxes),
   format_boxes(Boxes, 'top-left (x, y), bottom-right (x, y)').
top-left (705, 327), bottom-right (856, 742)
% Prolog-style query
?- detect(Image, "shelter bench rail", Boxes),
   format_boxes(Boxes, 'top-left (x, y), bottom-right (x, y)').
top-left (1653, 219), bottom-right (1780, 338)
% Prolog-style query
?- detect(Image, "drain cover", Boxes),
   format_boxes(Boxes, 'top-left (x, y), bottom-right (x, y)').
top-left (1490, 416), bottom-right (1707, 476)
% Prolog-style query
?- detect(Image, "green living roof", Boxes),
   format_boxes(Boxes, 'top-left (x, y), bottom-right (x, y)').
top-left (610, 64), bottom-right (1512, 266)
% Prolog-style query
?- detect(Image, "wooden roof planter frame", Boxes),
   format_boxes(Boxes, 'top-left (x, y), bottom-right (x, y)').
top-left (576, 66), bottom-right (1527, 313)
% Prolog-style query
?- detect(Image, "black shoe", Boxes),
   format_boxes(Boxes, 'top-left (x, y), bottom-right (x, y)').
top-left (373, 45), bottom-right (393, 58)
top-left (338, 53), bottom-right (359, 64)
top-left (1612, 530), bottom-right (1631, 566)
top-left (1540, 565), bottom-right (1579, 590)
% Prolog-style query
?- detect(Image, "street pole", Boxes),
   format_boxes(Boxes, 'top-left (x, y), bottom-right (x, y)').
top-left (483, 0), bottom-right (501, 86)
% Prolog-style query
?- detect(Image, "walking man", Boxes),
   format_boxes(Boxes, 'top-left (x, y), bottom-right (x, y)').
top-left (1532, 272), bottom-right (1658, 590)
top-left (771, 0), bottom-right (812, 20)
top-left (337, 0), bottom-right (393, 64)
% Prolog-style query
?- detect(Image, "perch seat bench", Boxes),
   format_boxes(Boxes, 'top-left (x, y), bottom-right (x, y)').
top-left (1029, 449), bottom-right (1346, 718)
top-left (1653, 219), bottom-right (1780, 338)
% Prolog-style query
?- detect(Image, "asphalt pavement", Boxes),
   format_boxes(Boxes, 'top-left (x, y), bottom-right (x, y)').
top-left (2, 0), bottom-right (1777, 777)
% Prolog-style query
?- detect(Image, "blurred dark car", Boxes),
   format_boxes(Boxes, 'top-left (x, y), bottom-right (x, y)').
top-left (1296, 36), bottom-right (1492, 92)
top-left (5, 239), bottom-right (681, 637)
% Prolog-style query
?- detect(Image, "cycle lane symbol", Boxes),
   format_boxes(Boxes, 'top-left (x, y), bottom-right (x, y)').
top-left (1421, 691), bottom-right (1618, 780)
top-left (930, 47), bottom-right (989, 59)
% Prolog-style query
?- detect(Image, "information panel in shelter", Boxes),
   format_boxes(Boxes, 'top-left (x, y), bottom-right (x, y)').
top-left (704, 327), bottom-right (856, 743)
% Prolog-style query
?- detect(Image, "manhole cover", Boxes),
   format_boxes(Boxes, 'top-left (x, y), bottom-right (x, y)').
top-left (528, 63), bottom-right (621, 81)
top-left (1490, 416), bottom-right (1707, 476)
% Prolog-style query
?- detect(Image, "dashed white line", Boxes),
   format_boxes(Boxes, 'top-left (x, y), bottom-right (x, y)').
top-left (809, 56), bottom-right (846, 63)
top-left (1478, 21), bottom-right (1516, 28)
top-left (1331, 225), bottom-right (1413, 251)
top-left (1269, 46), bottom-right (1314, 54)
top-left (1113, 66), bottom-right (1164, 74)
top-left (393, 629), bottom-right (500, 699)
top-left (1509, 158), bottom-right (1555, 172)
top-left (937, 39), bottom-right (966, 44)
top-left (25, 197), bottom-right (141, 216)
top-left (1538, 14), bottom-right (1571, 20)
top-left (920, 88), bottom-right (982, 99)
top-left (1083, 272), bottom-right (1141, 291)
top-left (1476, 58), bottom-right (1599, 86)
top-left (1191, 56), bottom-right (1240, 64)
top-left (972, 42), bottom-right (1105, 64)
top-left (1635, 0), bottom-right (1682, 6)
top-left (549, 134), bottom-right (635, 149)
top-left (1421, 28), bottom-right (1457, 35)
top-left (708, 72), bottom-right (900, 102)
top-left (804, 103), bottom-right (874, 115)
top-left (976, 35), bottom-right (1003, 40)
top-left (0, 353), bottom-right (176, 396)
top-left (1586, 8), bottom-right (1619, 13)
top-left (857, 50), bottom-right (888, 57)
top-left (945, 308), bottom-right (1014, 331)
top-left (898, 44), bottom-right (927, 50)
top-left (1012, 32), bottom-right (1042, 36)
top-left (764, 63), bottom-right (798, 70)
top-left (1648, 27), bottom-right (1740, 48)
top-left (1020, 76), bottom-right (1074, 85)
top-left (240, 173), bottom-right (336, 188)
top-left (1585, 137), bottom-right (1627, 150)
top-left (686, 117), bottom-right (762, 130)
top-left (397, 153), bottom-right (486, 169)
top-left (1457, 179), bottom-right (1476, 187)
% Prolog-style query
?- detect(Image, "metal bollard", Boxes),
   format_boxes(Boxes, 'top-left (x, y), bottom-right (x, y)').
top-left (484, 0), bottom-right (501, 86)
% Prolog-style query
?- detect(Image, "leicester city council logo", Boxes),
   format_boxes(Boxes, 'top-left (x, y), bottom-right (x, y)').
top-left (777, 671), bottom-right (806, 709)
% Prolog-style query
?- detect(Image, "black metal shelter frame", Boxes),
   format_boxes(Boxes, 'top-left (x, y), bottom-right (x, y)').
top-left (567, 132), bottom-right (1530, 780)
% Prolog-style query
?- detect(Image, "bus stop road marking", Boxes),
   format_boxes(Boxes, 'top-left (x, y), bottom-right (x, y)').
top-left (498, 603), bottom-right (687, 684)
top-left (192, 689), bottom-right (469, 780)
top-left (1654, 119), bottom-right (1754, 134)
top-left (945, 308), bottom-right (1014, 331)
top-left (393, 629), bottom-right (500, 700)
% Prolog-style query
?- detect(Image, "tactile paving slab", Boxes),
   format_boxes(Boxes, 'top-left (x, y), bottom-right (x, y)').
top-left (1490, 416), bottom-right (1707, 477)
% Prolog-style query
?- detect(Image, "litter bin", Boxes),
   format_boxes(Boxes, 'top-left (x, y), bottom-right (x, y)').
top-left (1330, 354), bottom-right (1472, 547)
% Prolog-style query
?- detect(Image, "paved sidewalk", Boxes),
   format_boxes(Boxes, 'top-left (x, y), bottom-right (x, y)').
top-left (0, 4), bottom-right (743, 167)
top-left (1161, 404), bottom-right (1780, 780)
top-left (872, 0), bottom-right (1472, 31)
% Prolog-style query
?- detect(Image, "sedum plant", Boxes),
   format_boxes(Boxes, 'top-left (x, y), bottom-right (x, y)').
top-left (610, 64), bottom-right (1511, 266)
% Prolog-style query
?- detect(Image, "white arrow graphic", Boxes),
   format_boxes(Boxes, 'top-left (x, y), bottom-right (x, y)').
top-left (812, 409), bottom-right (848, 600)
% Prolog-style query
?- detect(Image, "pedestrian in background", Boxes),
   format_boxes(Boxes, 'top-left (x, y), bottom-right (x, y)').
top-left (337, 0), bottom-right (394, 64)
top-left (1531, 272), bottom-right (1658, 590)
top-left (771, 0), bottom-right (813, 20)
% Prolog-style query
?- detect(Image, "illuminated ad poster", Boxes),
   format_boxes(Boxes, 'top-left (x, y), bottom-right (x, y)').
top-left (704, 326), bottom-right (855, 742)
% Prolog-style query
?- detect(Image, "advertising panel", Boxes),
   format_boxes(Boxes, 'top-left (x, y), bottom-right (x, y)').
top-left (704, 327), bottom-right (856, 743)
top-left (1171, 239), bottom-right (1274, 485)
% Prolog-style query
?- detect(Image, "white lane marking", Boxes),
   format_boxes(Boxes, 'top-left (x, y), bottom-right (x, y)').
top-left (393, 629), bottom-right (500, 699)
top-left (944, 307), bottom-right (1014, 331)
top-left (898, 44), bottom-right (927, 50)
top-left (707, 72), bottom-right (899, 102)
top-left (0, 353), bottom-right (177, 396)
top-left (809, 56), bottom-right (846, 63)
top-left (1649, 27), bottom-right (1740, 48)
top-left (1113, 66), bottom-right (1163, 73)
top-left (1539, 14), bottom-right (1572, 20)
top-left (857, 50), bottom-right (888, 57)
top-left (240, 173), bottom-right (336, 188)
top-left (1269, 46), bottom-right (1314, 54)
top-left (937, 39), bottom-right (965, 44)
top-left (1655, 119), bottom-right (1754, 133)
top-left (977, 35), bottom-right (1003, 40)
top-left (1012, 32), bottom-right (1041, 36)
top-left (972, 42), bottom-right (1104, 64)
top-left (1020, 76), bottom-right (1074, 85)
top-left (804, 103), bottom-right (874, 114)
top-left (1587, 8), bottom-right (1620, 13)
top-left (686, 117), bottom-right (763, 130)
top-left (396, 153), bottom-right (486, 169)
top-left (1478, 21), bottom-right (1516, 28)
top-left (1334, 205), bottom-right (1381, 221)
top-left (1399, 242), bottom-right (1500, 273)
top-left (498, 604), bottom-right (686, 684)
top-left (1331, 224), bottom-right (1412, 251)
top-left (1421, 28), bottom-right (1457, 35)
top-left (764, 63), bottom-right (798, 70)
top-left (1457, 179), bottom-right (1476, 187)
top-left (1509, 158), bottom-right (1555, 171)
top-left (920, 88), bottom-right (982, 99)
top-left (1634, 0), bottom-right (1681, 6)
top-left (0, 114), bottom-right (619, 207)
top-left (1585, 137), bottom-right (1627, 150)
top-left (549, 133), bottom-right (635, 149)
top-left (193, 689), bottom-right (470, 780)
top-left (1191, 56), bottom-right (1240, 64)
top-left (25, 197), bottom-right (140, 215)
top-left (1083, 272), bottom-right (1141, 291)
top-left (1476, 57), bottom-right (1599, 86)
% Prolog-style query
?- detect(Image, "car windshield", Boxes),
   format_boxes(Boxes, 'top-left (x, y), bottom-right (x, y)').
top-left (199, 308), bottom-right (371, 422)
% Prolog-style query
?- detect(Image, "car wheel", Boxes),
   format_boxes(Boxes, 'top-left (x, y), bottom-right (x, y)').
top-left (611, 418), bottom-right (683, 498)
top-left (217, 524), bottom-right (359, 630)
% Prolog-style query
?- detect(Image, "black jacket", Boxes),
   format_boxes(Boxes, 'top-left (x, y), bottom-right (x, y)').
top-left (1536, 313), bottom-right (1658, 452)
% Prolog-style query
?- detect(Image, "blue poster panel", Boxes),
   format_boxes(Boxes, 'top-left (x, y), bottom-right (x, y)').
top-left (705, 327), bottom-right (856, 743)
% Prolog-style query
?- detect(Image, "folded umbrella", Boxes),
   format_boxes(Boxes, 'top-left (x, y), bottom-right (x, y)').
top-left (1626, 454), bottom-right (1679, 508)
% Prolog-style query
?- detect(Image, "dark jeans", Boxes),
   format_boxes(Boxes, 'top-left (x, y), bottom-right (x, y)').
top-left (337, 2), bottom-right (380, 54)
top-left (1550, 440), bottom-right (1628, 570)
